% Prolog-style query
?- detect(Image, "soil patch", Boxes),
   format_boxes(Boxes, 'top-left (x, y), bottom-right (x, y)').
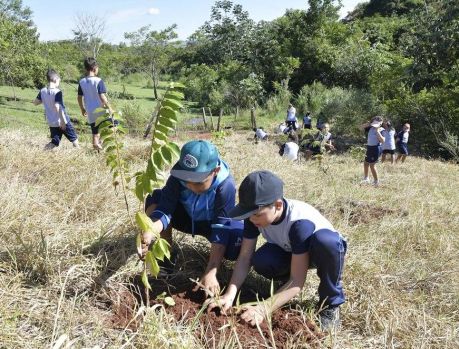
top-left (341, 200), bottom-right (408, 225)
top-left (106, 275), bottom-right (324, 348)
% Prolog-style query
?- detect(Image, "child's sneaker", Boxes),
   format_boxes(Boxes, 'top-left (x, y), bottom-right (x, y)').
top-left (318, 306), bottom-right (340, 332)
top-left (360, 178), bottom-right (370, 185)
top-left (373, 180), bottom-right (380, 187)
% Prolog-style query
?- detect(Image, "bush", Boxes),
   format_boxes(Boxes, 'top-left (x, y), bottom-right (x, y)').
top-left (119, 100), bottom-right (149, 135)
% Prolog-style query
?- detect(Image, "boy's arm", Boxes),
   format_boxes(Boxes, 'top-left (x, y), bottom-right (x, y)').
top-left (77, 95), bottom-right (86, 116)
top-left (55, 103), bottom-right (67, 130)
top-left (207, 237), bottom-right (257, 312)
top-left (99, 93), bottom-right (114, 114)
top-left (199, 176), bottom-right (236, 292)
top-left (97, 79), bottom-right (114, 114)
top-left (376, 127), bottom-right (385, 143)
top-left (77, 84), bottom-right (87, 116)
top-left (33, 91), bottom-right (42, 105)
top-left (360, 121), bottom-right (370, 130)
top-left (54, 92), bottom-right (67, 130)
top-left (141, 176), bottom-right (181, 256)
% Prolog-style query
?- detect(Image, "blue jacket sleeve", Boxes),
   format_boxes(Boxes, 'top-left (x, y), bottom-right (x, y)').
top-left (150, 176), bottom-right (181, 229)
top-left (211, 175), bottom-right (236, 225)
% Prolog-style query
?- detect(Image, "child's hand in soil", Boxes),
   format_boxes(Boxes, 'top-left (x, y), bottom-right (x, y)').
top-left (206, 294), bottom-right (234, 315)
top-left (193, 273), bottom-right (220, 298)
top-left (240, 305), bottom-right (265, 326)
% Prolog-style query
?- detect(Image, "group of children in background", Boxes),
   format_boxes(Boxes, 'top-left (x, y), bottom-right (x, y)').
top-left (253, 106), bottom-right (411, 188)
top-left (33, 57), bottom-right (113, 151)
top-left (361, 116), bottom-right (411, 186)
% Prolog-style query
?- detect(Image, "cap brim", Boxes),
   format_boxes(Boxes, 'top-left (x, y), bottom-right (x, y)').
top-left (170, 163), bottom-right (213, 182)
top-left (228, 204), bottom-right (259, 220)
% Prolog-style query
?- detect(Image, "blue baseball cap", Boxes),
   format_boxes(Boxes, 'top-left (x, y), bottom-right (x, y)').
top-left (229, 171), bottom-right (284, 220)
top-left (170, 140), bottom-right (219, 182)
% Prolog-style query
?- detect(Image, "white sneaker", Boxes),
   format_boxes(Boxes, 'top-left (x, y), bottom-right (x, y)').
top-left (373, 181), bottom-right (379, 187)
top-left (360, 178), bottom-right (370, 185)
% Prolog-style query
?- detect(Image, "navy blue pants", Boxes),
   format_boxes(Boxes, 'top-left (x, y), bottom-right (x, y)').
top-left (365, 145), bottom-right (381, 164)
top-left (49, 123), bottom-right (78, 146)
top-left (146, 189), bottom-right (243, 261)
top-left (251, 229), bottom-right (347, 307)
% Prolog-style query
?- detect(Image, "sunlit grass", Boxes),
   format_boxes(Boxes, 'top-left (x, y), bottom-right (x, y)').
top-left (0, 123), bottom-right (457, 347)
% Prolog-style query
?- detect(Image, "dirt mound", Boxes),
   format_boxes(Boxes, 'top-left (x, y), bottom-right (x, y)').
top-left (106, 276), bottom-right (325, 348)
top-left (341, 200), bottom-right (408, 225)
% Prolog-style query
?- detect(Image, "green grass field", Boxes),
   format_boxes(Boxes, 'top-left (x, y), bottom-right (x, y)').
top-left (0, 82), bottom-right (457, 348)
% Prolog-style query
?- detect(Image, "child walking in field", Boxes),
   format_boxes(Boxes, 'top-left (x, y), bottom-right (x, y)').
top-left (361, 116), bottom-right (385, 186)
top-left (77, 57), bottom-right (114, 150)
top-left (33, 69), bottom-right (79, 149)
top-left (207, 171), bottom-right (347, 331)
top-left (381, 120), bottom-right (396, 164)
top-left (396, 123), bottom-right (411, 163)
top-left (141, 140), bottom-right (243, 296)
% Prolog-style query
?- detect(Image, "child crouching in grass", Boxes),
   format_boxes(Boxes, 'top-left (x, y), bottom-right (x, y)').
top-left (33, 69), bottom-right (79, 150)
top-left (207, 171), bottom-right (347, 332)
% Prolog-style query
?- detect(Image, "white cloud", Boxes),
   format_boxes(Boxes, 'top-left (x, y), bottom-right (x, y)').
top-left (147, 7), bottom-right (160, 15)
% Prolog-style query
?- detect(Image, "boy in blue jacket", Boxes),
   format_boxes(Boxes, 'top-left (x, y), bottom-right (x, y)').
top-left (141, 140), bottom-right (243, 296)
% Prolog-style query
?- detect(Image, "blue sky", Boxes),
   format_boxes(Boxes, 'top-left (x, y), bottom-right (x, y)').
top-left (23, 0), bottom-right (363, 43)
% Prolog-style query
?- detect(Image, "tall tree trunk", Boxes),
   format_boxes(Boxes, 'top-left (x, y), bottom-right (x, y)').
top-left (152, 64), bottom-right (158, 100)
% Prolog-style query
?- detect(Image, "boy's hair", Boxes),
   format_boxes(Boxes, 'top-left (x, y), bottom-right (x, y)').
top-left (322, 123), bottom-right (330, 129)
top-left (384, 120), bottom-right (394, 130)
top-left (371, 116), bottom-right (383, 123)
top-left (287, 131), bottom-right (298, 143)
top-left (46, 69), bottom-right (60, 83)
top-left (84, 57), bottom-right (98, 72)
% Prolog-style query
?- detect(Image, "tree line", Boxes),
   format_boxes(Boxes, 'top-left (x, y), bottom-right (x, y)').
top-left (0, 0), bottom-right (458, 159)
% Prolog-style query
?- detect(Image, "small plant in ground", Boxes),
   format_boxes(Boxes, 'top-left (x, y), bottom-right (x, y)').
top-left (96, 82), bottom-right (185, 295)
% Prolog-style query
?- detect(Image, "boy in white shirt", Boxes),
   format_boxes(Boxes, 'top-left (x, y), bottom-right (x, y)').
top-left (207, 171), bottom-right (347, 331)
top-left (33, 70), bottom-right (79, 149)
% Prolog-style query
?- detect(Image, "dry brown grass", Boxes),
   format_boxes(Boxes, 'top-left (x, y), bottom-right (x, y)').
top-left (0, 128), bottom-right (458, 348)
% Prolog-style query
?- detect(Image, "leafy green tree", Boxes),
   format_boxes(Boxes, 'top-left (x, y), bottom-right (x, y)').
top-left (198, 0), bottom-right (255, 64)
top-left (124, 25), bottom-right (178, 99)
top-left (0, 0), bottom-right (43, 94)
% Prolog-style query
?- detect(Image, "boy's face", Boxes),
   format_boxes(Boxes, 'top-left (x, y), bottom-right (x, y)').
top-left (248, 200), bottom-right (283, 228)
top-left (185, 167), bottom-right (219, 194)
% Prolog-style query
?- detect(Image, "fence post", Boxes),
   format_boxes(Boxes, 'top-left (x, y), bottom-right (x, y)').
top-left (217, 108), bottom-right (223, 131)
top-left (207, 107), bottom-right (214, 130)
top-left (202, 107), bottom-right (208, 130)
top-left (251, 107), bottom-right (257, 129)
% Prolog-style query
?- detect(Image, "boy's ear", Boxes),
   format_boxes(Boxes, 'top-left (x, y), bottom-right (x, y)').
top-left (274, 199), bottom-right (283, 210)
